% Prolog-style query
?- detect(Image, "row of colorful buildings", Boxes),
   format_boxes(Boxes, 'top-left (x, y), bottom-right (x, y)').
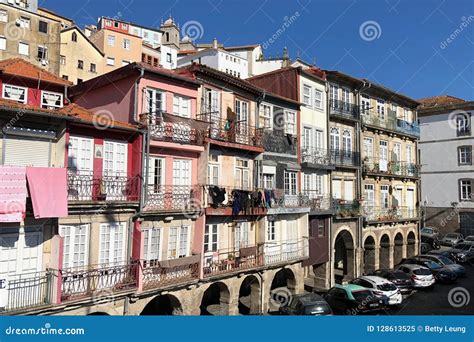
top-left (0, 52), bottom-right (421, 315)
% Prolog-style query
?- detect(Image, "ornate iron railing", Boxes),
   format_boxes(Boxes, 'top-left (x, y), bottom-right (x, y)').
top-left (67, 170), bottom-right (140, 202)
top-left (266, 189), bottom-right (333, 212)
top-left (360, 111), bottom-right (420, 137)
top-left (0, 271), bottom-right (53, 313)
top-left (263, 238), bottom-right (309, 265)
top-left (301, 147), bottom-right (333, 166)
top-left (139, 112), bottom-right (207, 145)
top-left (330, 150), bottom-right (361, 167)
top-left (363, 206), bottom-right (420, 222)
top-left (334, 199), bottom-right (361, 218)
top-left (204, 185), bottom-right (268, 215)
top-left (363, 158), bottom-right (420, 177)
top-left (141, 256), bottom-right (200, 290)
top-left (203, 246), bottom-right (263, 277)
top-left (329, 99), bottom-right (359, 119)
top-left (60, 261), bottom-right (138, 301)
top-left (144, 185), bottom-right (201, 212)
top-left (197, 112), bottom-right (264, 147)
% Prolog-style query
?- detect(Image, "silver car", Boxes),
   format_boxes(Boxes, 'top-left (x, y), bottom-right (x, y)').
top-left (440, 233), bottom-right (464, 247)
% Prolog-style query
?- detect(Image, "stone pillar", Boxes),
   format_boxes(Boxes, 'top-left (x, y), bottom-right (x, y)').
top-left (388, 244), bottom-right (395, 269)
top-left (373, 247), bottom-right (380, 271)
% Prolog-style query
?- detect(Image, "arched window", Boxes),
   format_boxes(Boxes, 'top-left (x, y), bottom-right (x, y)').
top-left (330, 127), bottom-right (340, 151)
top-left (72, 31), bottom-right (77, 42)
top-left (342, 129), bottom-right (352, 157)
top-left (165, 32), bottom-right (170, 42)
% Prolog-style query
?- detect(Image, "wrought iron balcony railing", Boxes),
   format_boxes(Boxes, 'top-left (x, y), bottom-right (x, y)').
top-left (263, 238), bottom-right (309, 266)
top-left (0, 271), bottom-right (53, 313)
top-left (330, 150), bottom-right (361, 167)
top-left (139, 112), bottom-right (208, 146)
top-left (334, 199), bottom-right (362, 218)
top-left (197, 112), bottom-right (264, 148)
top-left (362, 206), bottom-right (420, 222)
top-left (329, 99), bottom-right (359, 119)
top-left (60, 261), bottom-right (138, 302)
top-left (141, 255), bottom-right (200, 290)
top-left (301, 147), bottom-right (334, 167)
top-left (67, 170), bottom-right (140, 202)
top-left (203, 245), bottom-right (263, 277)
top-left (360, 111), bottom-right (420, 138)
top-left (204, 185), bottom-right (267, 215)
top-left (144, 185), bottom-right (201, 213)
top-left (363, 158), bottom-right (420, 178)
top-left (266, 189), bottom-right (333, 212)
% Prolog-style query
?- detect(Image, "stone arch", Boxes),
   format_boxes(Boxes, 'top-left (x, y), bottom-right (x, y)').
top-left (333, 228), bottom-right (355, 283)
top-left (407, 231), bottom-right (417, 257)
top-left (379, 234), bottom-right (391, 269)
top-left (238, 275), bottom-right (261, 315)
top-left (140, 294), bottom-right (183, 315)
top-left (268, 268), bottom-right (297, 313)
top-left (200, 281), bottom-right (231, 315)
top-left (363, 235), bottom-right (377, 275)
top-left (393, 233), bottom-right (404, 266)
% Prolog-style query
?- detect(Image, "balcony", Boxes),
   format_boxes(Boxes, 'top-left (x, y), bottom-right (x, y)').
top-left (301, 147), bottom-right (335, 170)
top-left (262, 130), bottom-right (297, 155)
top-left (140, 112), bottom-right (208, 146)
top-left (263, 239), bottom-right (309, 266)
top-left (67, 170), bottom-right (140, 203)
top-left (329, 99), bottom-right (359, 121)
top-left (60, 262), bottom-right (138, 302)
top-left (360, 111), bottom-right (420, 138)
top-left (330, 150), bottom-right (360, 167)
top-left (0, 271), bottom-right (53, 313)
top-left (334, 199), bottom-right (361, 218)
top-left (203, 246), bottom-right (263, 278)
top-left (141, 255), bottom-right (200, 291)
top-left (363, 206), bottom-right (420, 223)
top-left (363, 158), bottom-right (420, 179)
top-left (197, 112), bottom-right (264, 150)
top-left (204, 185), bottom-right (267, 216)
top-left (144, 185), bottom-right (202, 213)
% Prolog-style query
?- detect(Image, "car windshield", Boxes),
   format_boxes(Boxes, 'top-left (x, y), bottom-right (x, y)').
top-left (445, 234), bottom-right (458, 238)
top-left (377, 283), bottom-right (397, 291)
top-left (304, 304), bottom-right (331, 315)
top-left (352, 290), bottom-right (373, 301)
top-left (388, 272), bottom-right (410, 280)
top-left (413, 268), bottom-right (431, 276)
top-left (424, 261), bottom-right (441, 269)
top-left (437, 256), bottom-right (454, 265)
top-left (466, 237), bottom-right (474, 241)
top-left (422, 228), bottom-right (433, 233)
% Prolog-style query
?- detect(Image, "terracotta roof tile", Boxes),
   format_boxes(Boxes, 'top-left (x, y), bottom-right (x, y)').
top-left (0, 58), bottom-right (72, 86)
top-left (418, 95), bottom-right (466, 106)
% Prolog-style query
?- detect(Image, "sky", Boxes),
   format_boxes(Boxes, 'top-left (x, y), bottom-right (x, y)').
top-left (41, 0), bottom-right (474, 101)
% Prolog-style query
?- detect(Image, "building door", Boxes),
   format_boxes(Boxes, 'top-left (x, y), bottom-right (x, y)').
top-left (204, 224), bottom-right (219, 266)
top-left (103, 141), bottom-right (128, 200)
top-left (379, 141), bottom-right (388, 172)
top-left (68, 136), bottom-right (94, 200)
top-left (173, 159), bottom-right (191, 207)
top-left (234, 222), bottom-right (250, 250)
top-left (406, 188), bottom-right (415, 217)
top-left (204, 88), bottom-right (220, 138)
top-left (364, 184), bottom-right (375, 219)
top-left (381, 185), bottom-right (389, 208)
top-left (235, 99), bottom-right (249, 144)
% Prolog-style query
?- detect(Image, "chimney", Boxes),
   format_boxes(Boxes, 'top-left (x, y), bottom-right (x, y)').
top-left (283, 47), bottom-right (289, 67)
top-left (212, 38), bottom-right (218, 49)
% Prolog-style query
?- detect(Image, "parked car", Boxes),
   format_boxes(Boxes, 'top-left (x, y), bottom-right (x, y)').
top-left (440, 233), bottom-right (464, 247)
top-left (324, 284), bottom-right (387, 315)
top-left (446, 242), bottom-right (474, 264)
top-left (421, 227), bottom-right (440, 239)
top-left (279, 293), bottom-right (333, 316)
top-left (421, 235), bottom-right (440, 250)
top-left (372, 269), bottom-right (414, 294)
top-left (465, 235), bottom-right (474, 242)
top-left (350, 276), bottom-right (402, 305)
top-left (424, 253), bottom-right (466, 277)
top-left (401, 257), bottom-right (457, 283)
top-left (421, 242), bottom-right (432, 254)
top-left (396, 264), bottom-right (435, 288)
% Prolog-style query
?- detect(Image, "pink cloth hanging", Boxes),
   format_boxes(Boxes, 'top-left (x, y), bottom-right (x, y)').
top-left (26, 167), bottom-right (68, 219)
top-left (0, 166), bottom-right (27, 222)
